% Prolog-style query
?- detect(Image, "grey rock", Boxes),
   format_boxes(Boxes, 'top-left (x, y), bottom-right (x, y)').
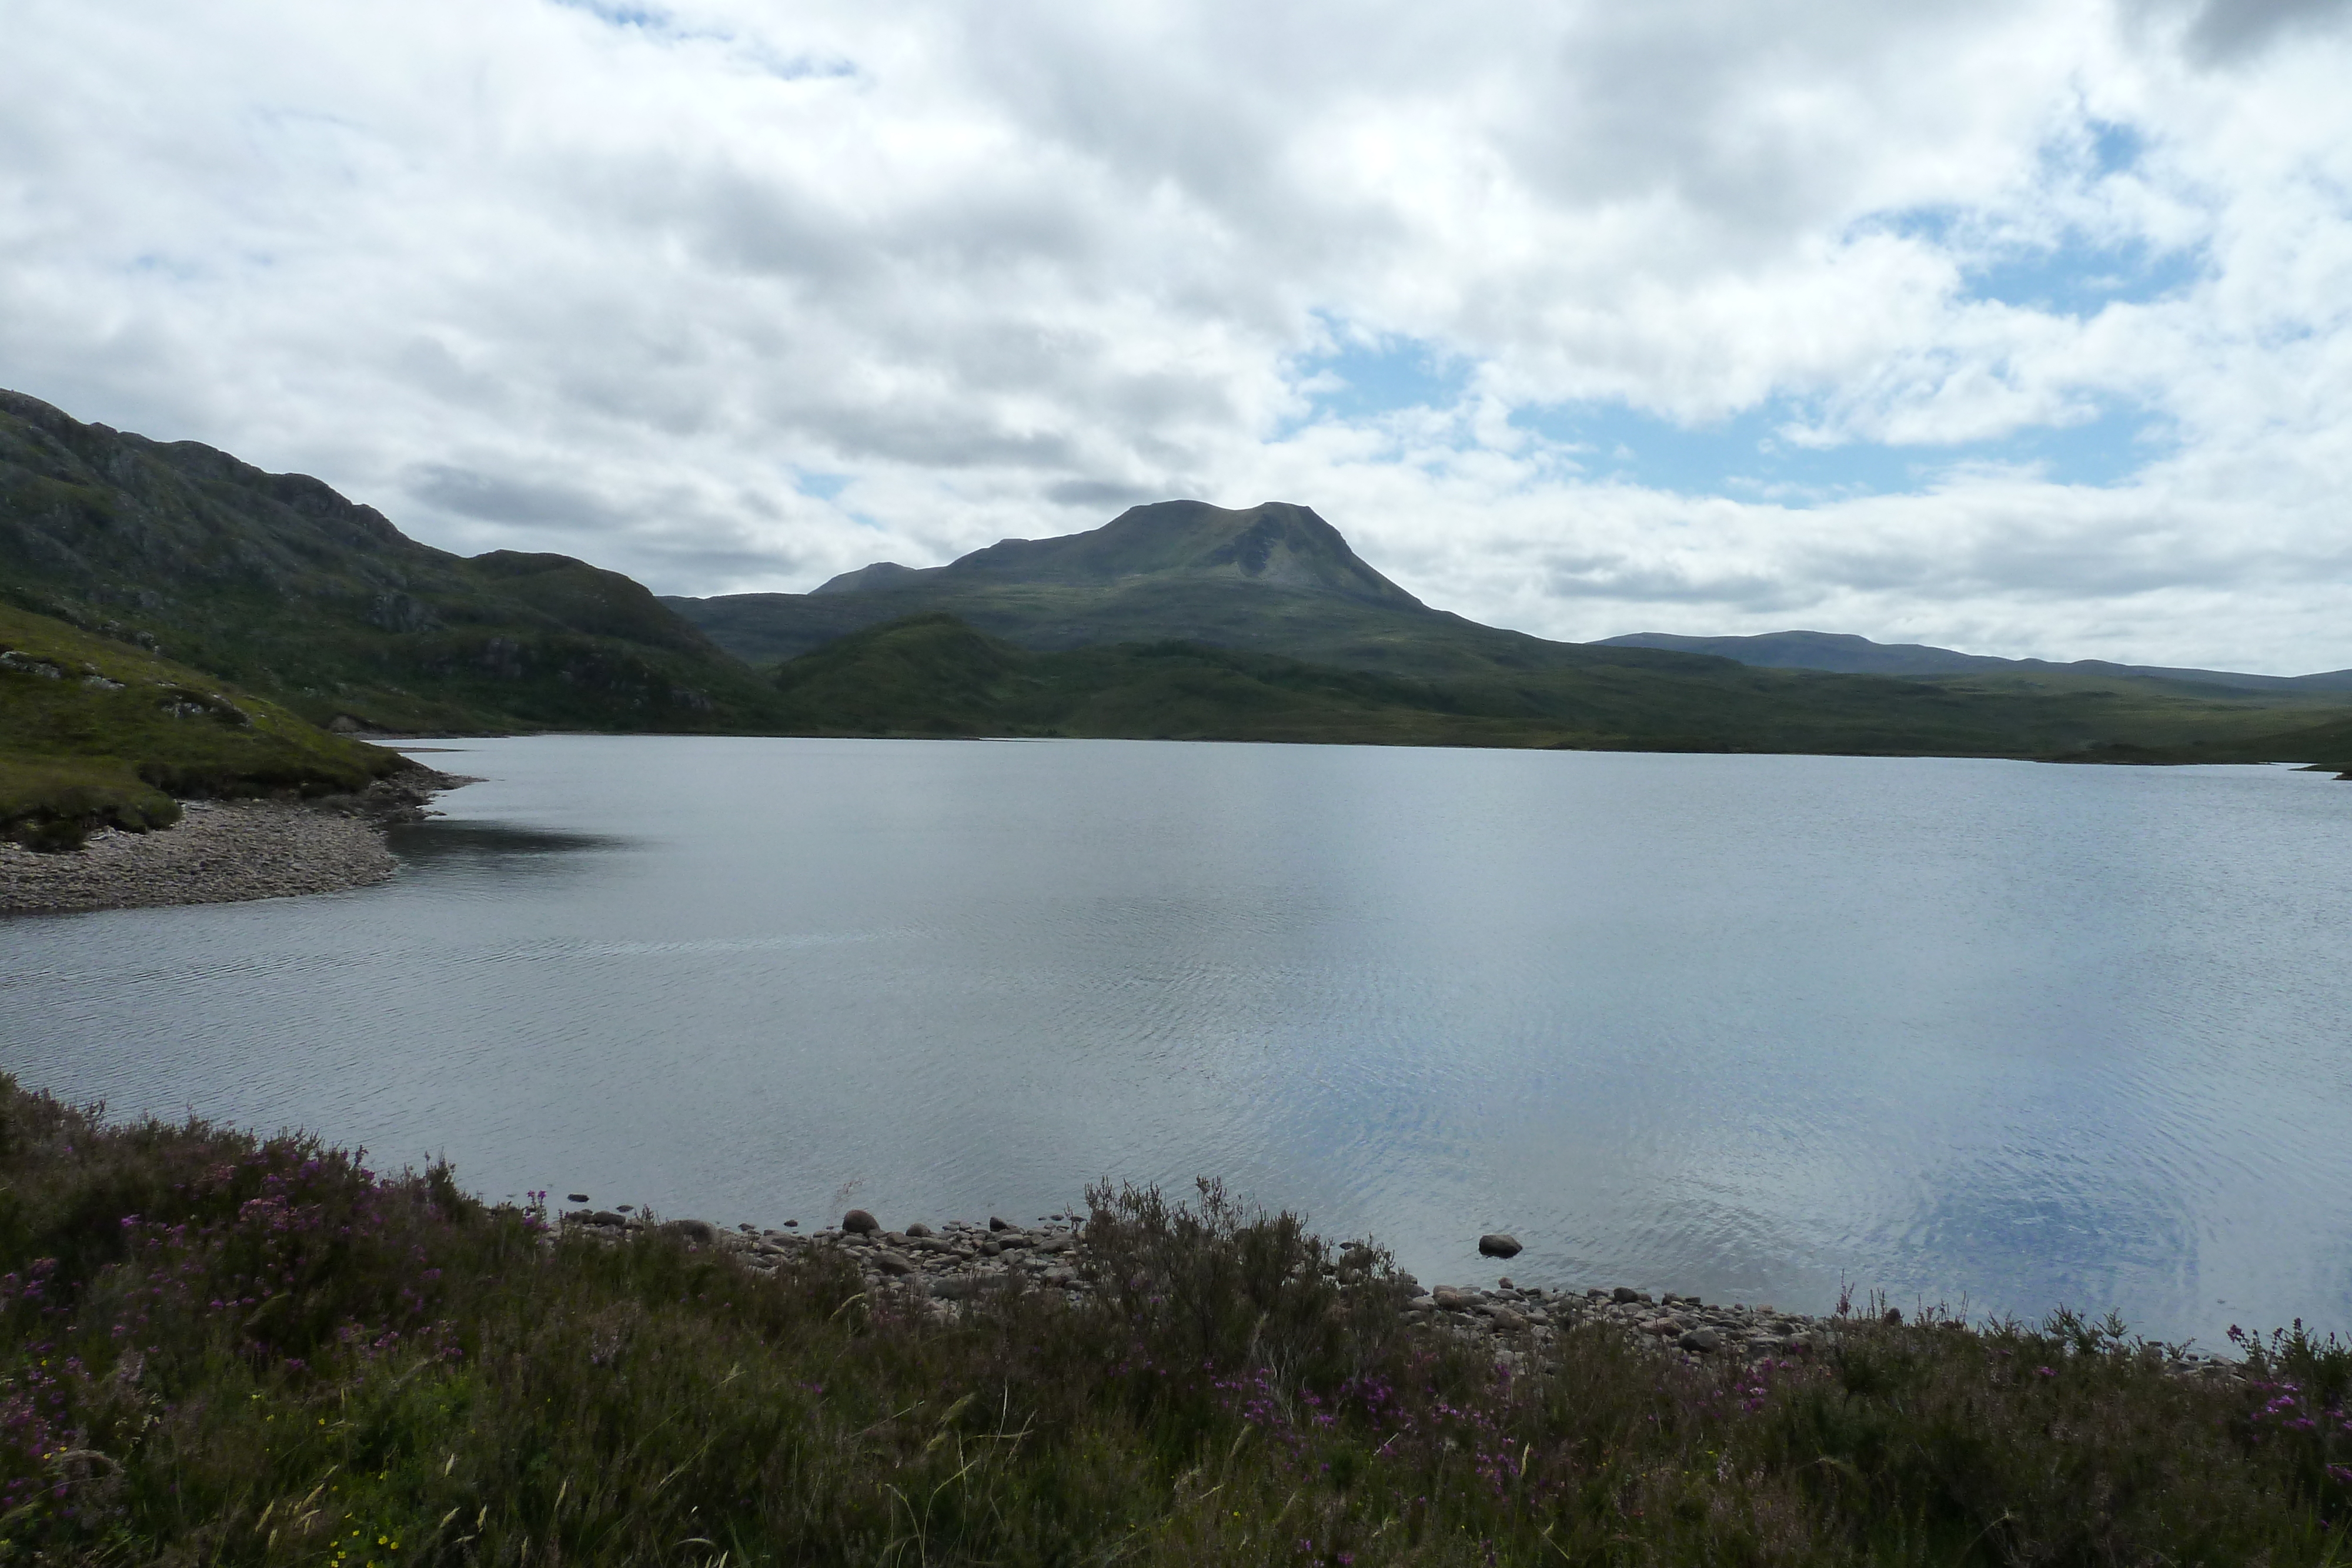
top-left (988, 1216), bottom-right (1013, 1231)
top-left (566, 1193), bottom-right (590, 1203)
top-left (843, 1209), bottom-right (880, 1234)
top-left (1612, 1286), bottom-right (1642, 1304)
top-left (1478, 1233), bottom-right (1522, 1259)
top-left (1678, 1328), bottom-right (1722, 1353)
top-left (583, 1211), bottom-right (627, 1228)
top-left (930, 1275), bottom-right (987, 1299)
top-left (871, 1251), bottom-right (917, 1277)
top-left (905, 1222), bottom-right (934, 1238)
top-left (660, 1219), bottom-right (717, 1245)
top-left (1432, 1286), bottom-right (1480, 1311)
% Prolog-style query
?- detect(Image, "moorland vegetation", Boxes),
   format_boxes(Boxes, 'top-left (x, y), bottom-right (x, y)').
top-left (1, 1077), bottom-right (2347, 1566)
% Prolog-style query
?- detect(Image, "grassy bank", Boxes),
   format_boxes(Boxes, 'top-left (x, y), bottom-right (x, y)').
top-left (1, 1078), bottom-right (2346, 1565)
top-left (0, 605), bottom-right (406, 850)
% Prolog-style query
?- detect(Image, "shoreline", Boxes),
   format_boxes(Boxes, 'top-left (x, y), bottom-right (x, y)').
top-left (562, 1205), bottom-right (2257, 1384)
top-left (0, 764), bottom-right (473, 915)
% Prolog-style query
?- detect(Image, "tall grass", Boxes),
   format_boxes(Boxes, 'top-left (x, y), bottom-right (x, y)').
top-left (1, 1075), bottom-right (2345, 1565)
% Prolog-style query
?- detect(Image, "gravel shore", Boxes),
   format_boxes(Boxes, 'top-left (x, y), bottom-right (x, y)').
top-left (0, 767), bottom-right (470, 915)
top-left (563, 1207), bottom-right (2252, 1383)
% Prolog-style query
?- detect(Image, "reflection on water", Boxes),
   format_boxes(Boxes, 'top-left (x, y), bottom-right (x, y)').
top-left (4, 735), bottom-right (2349, 1348)
top-left (385, 820), bottom-right (629, 862)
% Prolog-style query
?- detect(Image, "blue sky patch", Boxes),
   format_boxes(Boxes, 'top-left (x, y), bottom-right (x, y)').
top-left (794, 470), bottom-right (851, 502)
top-left (1511, 397), bottom-right (2170, 500)
top-left (2087, 118), bottom-right (2146, 178)
top-left (1963, 236), bottom-right (2203, 316)
top-left (1291, 330), bottom-right (1471, 424)
top-left (1287, 322), bottom-right (2171, 500)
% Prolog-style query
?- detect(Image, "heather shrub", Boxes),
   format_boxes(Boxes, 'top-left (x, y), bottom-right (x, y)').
top-left (1, 1074), bottom-right (2345, 1566)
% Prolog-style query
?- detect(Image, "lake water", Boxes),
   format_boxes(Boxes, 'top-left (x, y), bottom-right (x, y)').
top-left (4, 736), bottom-right (2349, 1348)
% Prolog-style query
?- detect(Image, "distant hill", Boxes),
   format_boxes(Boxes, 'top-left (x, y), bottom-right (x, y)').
top-left (0, 390), bottom-right (787, 734)
top-left (1598, 629), bottom-right (2352, 695)
top-left (667, 500), bottom-right (1708, 681)
top-left (763, 612), bottom-right (2352, 770)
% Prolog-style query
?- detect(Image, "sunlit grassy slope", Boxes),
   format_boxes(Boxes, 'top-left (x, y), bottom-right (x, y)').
top-left (0, 603), bottom-right (406, 848)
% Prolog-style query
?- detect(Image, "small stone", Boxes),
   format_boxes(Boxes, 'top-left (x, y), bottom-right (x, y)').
top-left (566, 1193), bottom-right (590, 1203)
top-left (584, 1211), bottom-right (627, 1228)
top-left (1679, 1328), bottom-right (1722, 1353)
top-left (843, 1209), bottom-right (880, 1235)
top-left (783, 1219), bottom-right (799, 1227)
top-left (906, 1223), bottom-right (934, 1238)
top-left (1406, 1293), bottom-right (1438, 1312)
top-left (1432, 1286), bottom-right (1479, 1311)
top-left (1611, 1286), bottom-right (1642, 1304)
top-left (1477, 1233), bottom-right (1522, 1259)
top-left (1485, 1307), bottom-right (1529, 1331)
top-left (1641, 1318), bottom-right (1679, 1336)
top-left (871, 1251), bottom-right (917, 1276)
top-left (989, 1216), bottom-right (1013, 1231)
top-left (616, 1205), bottom-right (634, 1213)
top-left (1496, 1276), bottom-right (1515, 1290)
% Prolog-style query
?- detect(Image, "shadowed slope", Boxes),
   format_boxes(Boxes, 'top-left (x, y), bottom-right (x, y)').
top-left (0, 390), bottom-right (787, 733)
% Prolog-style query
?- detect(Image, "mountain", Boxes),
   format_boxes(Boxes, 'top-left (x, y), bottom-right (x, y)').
top-left (667, 500), bottom-right (1705, 680)
top-left (814, 499), bottom-right (1424, 607)
top-left (1598, 630), bottom-right (2352, 694)
top-left (0, 390), bottom-right (787, 733)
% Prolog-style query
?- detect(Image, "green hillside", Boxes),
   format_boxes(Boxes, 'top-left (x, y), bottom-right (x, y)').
top-left (1, 603), bottom-right (410, 848)
top-left (0, 390), bottom-right (787, 734)
top-left (770, 613), bottom-right (2352, 763)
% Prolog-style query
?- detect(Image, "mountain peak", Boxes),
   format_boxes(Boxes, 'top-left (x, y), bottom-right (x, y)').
top-left (812, 500), bottom-right (1423, 609)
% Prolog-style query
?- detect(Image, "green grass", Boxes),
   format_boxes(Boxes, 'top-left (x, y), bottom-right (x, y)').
top-left (3, 1074), bottom-right (2346, 1565)
top-left (0, 604), bottom-right (406, 849)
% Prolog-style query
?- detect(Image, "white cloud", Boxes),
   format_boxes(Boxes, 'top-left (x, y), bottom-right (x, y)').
top-left (3, 0), bottom-right (2350, 670)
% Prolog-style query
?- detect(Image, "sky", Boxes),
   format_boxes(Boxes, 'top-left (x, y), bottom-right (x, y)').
top-left (4, 0), bottom-right (2351, 671)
